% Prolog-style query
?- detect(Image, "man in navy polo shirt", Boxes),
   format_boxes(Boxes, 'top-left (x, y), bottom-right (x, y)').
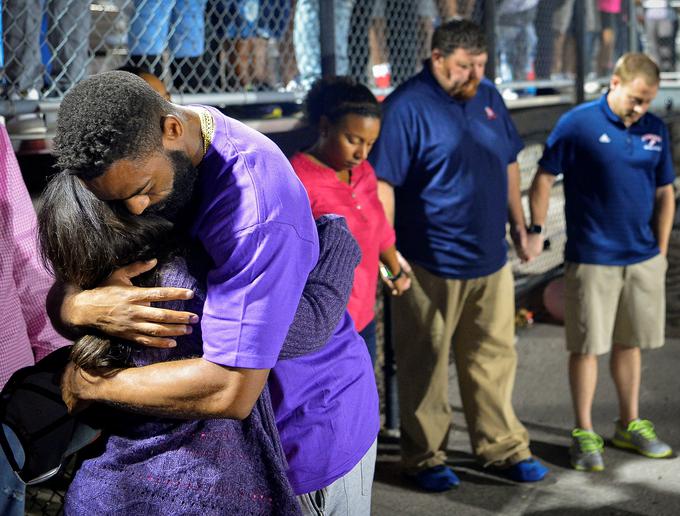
top-left (528, 53), bottom-right (675, 472)
top-left (370, 19), bottom-right (548, 491)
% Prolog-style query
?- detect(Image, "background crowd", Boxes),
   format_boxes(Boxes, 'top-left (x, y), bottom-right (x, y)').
top-left (1, 0), bottom-right (680, 105)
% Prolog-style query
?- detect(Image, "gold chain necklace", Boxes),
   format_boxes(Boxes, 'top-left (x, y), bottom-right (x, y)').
top-left (198, 108), bottom-right (215, 157)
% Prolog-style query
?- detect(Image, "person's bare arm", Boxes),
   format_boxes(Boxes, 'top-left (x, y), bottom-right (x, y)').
top-left (376, 180), bottom-right (413, 283)
top-left (62, 358), bottom-right (268, 420)
top-left (377, 180), bottom-right (395, 226)
top-left (49, 259), bottom-right (199, 348)
top-left (654, 184), bottom-right (675, 257)
top-left (526, 167), bottom-right (557, 259)
top-left (508, 162), bottom-right (530, 262)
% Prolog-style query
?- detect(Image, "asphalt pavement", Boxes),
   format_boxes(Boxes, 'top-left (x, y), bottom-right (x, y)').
top-left (24, 322), bottom-right (678, 516)
top-left (371, 323), bottom-right (680, 516)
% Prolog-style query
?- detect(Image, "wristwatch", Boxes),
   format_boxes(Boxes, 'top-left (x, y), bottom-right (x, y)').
top-left (527, 224), bottom-right (544, 235)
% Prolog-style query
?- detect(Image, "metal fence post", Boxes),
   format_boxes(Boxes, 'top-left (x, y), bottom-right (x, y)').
top-left (319, 0), bottom-right (337, 77)
top-left (574, 0), bottom-right (585, 104)
top-left (483, 0), bottom-right (496, 83)
top-left (382, 293), bottom-right (400, 433)
top-left (628, 0), bottom-right (638, 52)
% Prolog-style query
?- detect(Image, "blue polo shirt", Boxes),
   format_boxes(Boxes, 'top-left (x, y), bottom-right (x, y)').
top-left (539, 94), bottom-right (675, 265)
top-left (370, 70), bottom-right (523, 279)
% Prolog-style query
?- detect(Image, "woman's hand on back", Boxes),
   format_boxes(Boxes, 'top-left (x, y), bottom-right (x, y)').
top-left (62, 259), bottom-right (199, 348)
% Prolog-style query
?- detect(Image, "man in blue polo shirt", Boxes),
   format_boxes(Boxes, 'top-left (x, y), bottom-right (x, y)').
top-left (528, 53), bottom-right (675, 472)
top-left (370, 19), bottom-right (548, 491)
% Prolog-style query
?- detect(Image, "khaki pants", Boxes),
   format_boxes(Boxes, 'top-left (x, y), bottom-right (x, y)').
top-left (392, 263), bottom-right (530, 471)
top-left (564, 254), bottom-right (667, 355)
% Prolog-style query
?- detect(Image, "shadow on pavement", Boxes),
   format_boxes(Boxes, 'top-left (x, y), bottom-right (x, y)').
top-left (529, 439), bottom-right (571, 469)
top-left (525, 508), bottom-right (650, 516)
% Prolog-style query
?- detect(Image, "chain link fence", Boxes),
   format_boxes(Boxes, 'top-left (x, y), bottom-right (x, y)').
top-left (347, 1), bottom-right (446, 91)
top-left (2, 0), bottom-right (674, 111)
top-left (511, 143), bottom-right (566, 282)
top-left (1, 0), bottom-right (301, 103)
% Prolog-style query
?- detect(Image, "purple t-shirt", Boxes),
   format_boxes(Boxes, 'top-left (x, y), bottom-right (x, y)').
top-left (191, 106), bottom-right (379, 494)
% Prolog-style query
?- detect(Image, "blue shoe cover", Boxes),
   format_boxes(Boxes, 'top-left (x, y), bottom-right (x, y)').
top-left (411, 465), bottom-right (460, 492)
top-left (496, 458), bottom-right (549, 482)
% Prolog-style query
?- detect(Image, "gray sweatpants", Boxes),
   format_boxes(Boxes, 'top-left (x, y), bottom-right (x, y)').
top-left (297, 439), bottom-right (377, 516)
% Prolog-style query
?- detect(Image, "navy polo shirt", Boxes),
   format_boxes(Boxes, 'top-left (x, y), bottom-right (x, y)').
top-left (370, 70), bottom-right (523, 279)
top-left (539, 94), bottom-right (675, 266)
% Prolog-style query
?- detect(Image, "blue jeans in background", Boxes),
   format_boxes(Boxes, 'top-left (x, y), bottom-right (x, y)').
top-left (128, 0), bottom-right (207, 58)
top-left (359, 318), bottom-right (377, 366)
top-left (1, 425), bottom-right (25, 516)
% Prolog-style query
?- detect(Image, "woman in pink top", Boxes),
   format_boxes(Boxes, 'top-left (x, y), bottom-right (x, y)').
top-left (291, 77), bottom-right (411, 364)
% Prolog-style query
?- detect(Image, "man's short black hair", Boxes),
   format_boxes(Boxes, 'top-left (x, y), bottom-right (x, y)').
top-left (431, 19), bottom-right (486, 56)
top-left (54, 71), bottom-right (171, 180)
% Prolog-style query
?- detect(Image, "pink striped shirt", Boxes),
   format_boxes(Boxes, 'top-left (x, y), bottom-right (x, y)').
top-left (0, 123), bottom-right (69, 388)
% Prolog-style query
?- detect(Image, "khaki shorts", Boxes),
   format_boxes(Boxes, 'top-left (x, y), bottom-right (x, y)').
top-left (564, 254), bottom-right (667, 355)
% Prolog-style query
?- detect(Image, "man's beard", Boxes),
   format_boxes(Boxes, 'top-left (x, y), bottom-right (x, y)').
top-left (454, 76), bottom-right (481, 101)
top-left (146, 150), bottom-right (199, 223)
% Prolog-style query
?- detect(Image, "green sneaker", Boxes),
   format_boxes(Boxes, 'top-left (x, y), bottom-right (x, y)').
top-left (570, 428), bottom-right (605, 472)
top-left (611, 419), bottom-right (673, 458)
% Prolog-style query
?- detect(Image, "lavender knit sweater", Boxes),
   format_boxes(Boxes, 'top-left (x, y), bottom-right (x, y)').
top-left (64, 215), bottom-right (361, 516)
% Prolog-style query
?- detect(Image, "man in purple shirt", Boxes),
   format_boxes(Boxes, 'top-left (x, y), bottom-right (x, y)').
top-left (50, 71), bottom-right (379, 515)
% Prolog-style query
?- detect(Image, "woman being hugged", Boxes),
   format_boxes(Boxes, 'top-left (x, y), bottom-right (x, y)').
top-left (291, 76), bottom-right (410, 364)
top-left (37, 173), bottom-right (360, 515)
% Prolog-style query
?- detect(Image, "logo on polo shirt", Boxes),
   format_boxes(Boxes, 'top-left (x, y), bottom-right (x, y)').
top-left (485, 106), bottom-right (497, 120)
top-left (642, 133), bottom-right (662, 152)
top-left (598, 133), bottom-right (611, 143)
